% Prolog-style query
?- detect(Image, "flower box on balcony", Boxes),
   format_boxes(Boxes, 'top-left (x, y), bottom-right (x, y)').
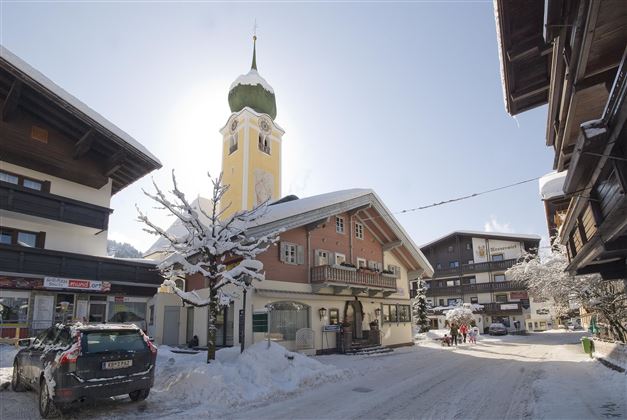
top-left (333, 264), bottom-right (356, 272)
top-left (381, 272), bottom-right (397, 279)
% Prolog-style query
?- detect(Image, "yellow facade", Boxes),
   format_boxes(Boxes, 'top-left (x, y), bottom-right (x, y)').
top-left (219, 108), bottom-right (284, 218)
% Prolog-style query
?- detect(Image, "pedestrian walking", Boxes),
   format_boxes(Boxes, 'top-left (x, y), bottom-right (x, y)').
top-left (450, 323), bottom-right (459, 346)
top-left (468, 327), bottom-right (478, 344)
top-left (460, 323), bottom-right (468, 343)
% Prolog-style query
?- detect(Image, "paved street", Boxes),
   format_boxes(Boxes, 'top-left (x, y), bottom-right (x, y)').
top-left (1, 332), bottom-right (625, 419)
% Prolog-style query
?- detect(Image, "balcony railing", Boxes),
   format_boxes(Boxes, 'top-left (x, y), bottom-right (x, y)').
top-left (426, 280), bottom-right (525, 296)
top-left (0, 244), bottom-right (162, 285)
top-left (311, 265), bottom-right (397, 289)
top-left (433, 258), bottom-right (518, 278)
top-left (431, 301), bottom-right (523, 315)
top-left (0, 181), bottom-right (112, 230)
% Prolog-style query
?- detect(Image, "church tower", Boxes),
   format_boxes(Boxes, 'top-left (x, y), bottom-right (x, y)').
top-left (219, 36), bottom-right (284, 218)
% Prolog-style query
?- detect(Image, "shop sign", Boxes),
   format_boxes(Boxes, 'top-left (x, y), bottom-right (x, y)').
top-left (115, 296), bottom-right (125, 303)
top-left (500, 303), bottom-right (519, 310)
top-left (510, 291), bottom-right (528, 300)
top-left (44, 277), bottom-right (111, 292)
top-left (490, 244), bottom-right (518, 253)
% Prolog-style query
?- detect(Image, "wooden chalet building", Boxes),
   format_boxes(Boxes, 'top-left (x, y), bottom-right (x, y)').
top-left (414, 231), bottom-right (549, 332)
top-left (495, 0), bottom-right (627, 279)
top-left (0, 46), bottom-right (162, 337)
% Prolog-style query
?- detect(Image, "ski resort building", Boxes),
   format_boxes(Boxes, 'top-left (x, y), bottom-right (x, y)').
top-left (413, 231), bottom-right (552, 332)
top-left (145, 37), bottom-right (434, 353)
top-left (494, 0), bottom-right (627, 280)
top-left (0, 47), bottom-right (162, 338)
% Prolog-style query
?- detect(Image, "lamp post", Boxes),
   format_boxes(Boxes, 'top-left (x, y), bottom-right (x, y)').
top-left (318, 307), bottom-right (327, 321)
top-left (240, 275), bottom-right (253, 353)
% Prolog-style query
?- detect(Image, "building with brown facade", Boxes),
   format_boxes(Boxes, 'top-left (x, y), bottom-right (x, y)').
top-left (494, 0), bottom-right (627, 280)
top-left (0, 46), bottom-right (162, 338)
top-left (414, 231), bottom-right (551, 332)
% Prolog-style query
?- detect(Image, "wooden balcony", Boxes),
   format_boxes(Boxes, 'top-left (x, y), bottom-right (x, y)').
top-left (433, 259), bottom-right (518, 278)
top-left (0, 244), bottom-right (162, 293)
top-left (481, 302), bottom-right (523, 315)
top-left (310, 265), bottom-right (397, 296)
top-left (426, 280), bottom-right (525, 296)
top-left (0, 181), bottom-right (112, 230)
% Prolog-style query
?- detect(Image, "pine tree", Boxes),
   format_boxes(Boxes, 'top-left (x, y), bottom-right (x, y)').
top-left (412, 279), bottom-right (430, 332)
top-left (137, 171), bottom-right (281, 362)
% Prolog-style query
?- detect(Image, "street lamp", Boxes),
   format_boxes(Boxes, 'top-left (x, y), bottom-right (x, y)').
top-left (240, 275), bottom-right (253, 353)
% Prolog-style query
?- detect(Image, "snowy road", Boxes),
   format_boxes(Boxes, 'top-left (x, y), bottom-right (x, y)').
top-left (1, 332), bottom-right (625, 419)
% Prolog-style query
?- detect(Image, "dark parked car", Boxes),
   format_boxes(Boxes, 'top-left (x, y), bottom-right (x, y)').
top-left (11, 323), bottom-right (157, 418)
top-left (488, 323), bottom-right (508, 336)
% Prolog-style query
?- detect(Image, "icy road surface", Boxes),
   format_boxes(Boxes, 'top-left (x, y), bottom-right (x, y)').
top-left (1, 331), bottom-right (624, 419)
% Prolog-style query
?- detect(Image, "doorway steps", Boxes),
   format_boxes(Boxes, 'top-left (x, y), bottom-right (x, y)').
top-left (345, 343), bottom-right (393, 356)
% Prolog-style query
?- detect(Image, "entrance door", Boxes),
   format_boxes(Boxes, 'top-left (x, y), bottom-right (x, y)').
top-left (163, 306), bottom-right (180, 346)
top-left (186, 307), bottom-right (195, 344)
top-left (345, 300), bottom-right (363, 339)
top-left (215, 304), bottom-right (235, 347)
top-left (88, 302), bottom-right (106, 323)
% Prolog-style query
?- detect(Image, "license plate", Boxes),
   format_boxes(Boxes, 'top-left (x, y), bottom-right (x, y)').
top-left (102, 360), bottom-right (133, 370)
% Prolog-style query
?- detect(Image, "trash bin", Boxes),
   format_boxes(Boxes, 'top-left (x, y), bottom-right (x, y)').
top-left (581, 337), bottom-right (594, 357)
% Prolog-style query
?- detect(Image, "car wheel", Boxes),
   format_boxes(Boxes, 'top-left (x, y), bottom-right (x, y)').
top-left (11, 360), bottom-right (26, 392)
top-left (39, 378), bottom-right (58, 419)
top-left (129, 388), bottom-right (150, 402)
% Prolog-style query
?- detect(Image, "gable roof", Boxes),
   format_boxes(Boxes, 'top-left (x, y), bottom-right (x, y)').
top-left (421, 230), bottom-right (542, 250)
top-left (145, 188), bottom-right (433, 278)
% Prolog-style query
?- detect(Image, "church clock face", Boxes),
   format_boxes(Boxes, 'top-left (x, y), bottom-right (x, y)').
top-left (230, 119), bottom-right (238, 133)
top-left (259, 117), bottom-right (271, 134)
top-left (254, 169), bottom-right (274, 205)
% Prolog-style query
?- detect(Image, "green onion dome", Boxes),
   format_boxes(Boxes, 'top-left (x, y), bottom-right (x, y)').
top-left (228, 36), bottom-right (277, 120)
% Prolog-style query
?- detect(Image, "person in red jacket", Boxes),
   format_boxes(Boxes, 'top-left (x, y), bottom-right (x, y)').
top-left (459, 323), bottom-right (469, 343)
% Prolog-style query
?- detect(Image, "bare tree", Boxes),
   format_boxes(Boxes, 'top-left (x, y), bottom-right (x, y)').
top-left (507, 246), bottom-right (627, 342)
top-left (137, 171), bottom-right (280, 362)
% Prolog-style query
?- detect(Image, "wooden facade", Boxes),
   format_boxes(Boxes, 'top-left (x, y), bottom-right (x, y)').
top-left (495, 0), bottom-right (627, 278)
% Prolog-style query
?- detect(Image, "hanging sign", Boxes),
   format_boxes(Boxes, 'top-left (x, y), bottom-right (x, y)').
top-left (44, 277), bottom-right (111, 292)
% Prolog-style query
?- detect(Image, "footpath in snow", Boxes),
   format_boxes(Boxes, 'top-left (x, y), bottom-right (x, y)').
top-left (1, 332), bottom-right (625, 419)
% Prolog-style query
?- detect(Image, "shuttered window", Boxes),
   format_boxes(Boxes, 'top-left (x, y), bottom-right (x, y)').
top-left (279, 242), bottom-right (304, 265)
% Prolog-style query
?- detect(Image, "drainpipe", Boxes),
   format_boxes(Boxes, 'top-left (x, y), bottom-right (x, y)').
top-left (307, 230), bottom-right (311, 283)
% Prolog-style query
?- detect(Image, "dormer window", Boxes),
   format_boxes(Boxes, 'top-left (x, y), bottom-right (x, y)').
top-left (258, 134), bottom-right (271, 155)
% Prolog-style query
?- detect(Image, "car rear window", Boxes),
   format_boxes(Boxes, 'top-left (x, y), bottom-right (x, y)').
top-left (82, 330), bottom-right (147, 354)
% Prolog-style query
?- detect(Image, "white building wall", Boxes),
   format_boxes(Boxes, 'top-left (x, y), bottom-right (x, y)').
top-left (0, 211), bottom-right (108, 256)
top-left (1, 160), bottom-right (112, 207)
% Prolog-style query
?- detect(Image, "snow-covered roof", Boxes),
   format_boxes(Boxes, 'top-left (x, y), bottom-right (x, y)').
top-left (229, 69), bottom-right (274, 94)
top-left (145, 189), bottom-right (434, 277)
top-left (539, 171), bottom-right (567, 200)
top-left (421, 230), bottom-right (542, 249)
top-left (0, 45), bottom-right (161, 166)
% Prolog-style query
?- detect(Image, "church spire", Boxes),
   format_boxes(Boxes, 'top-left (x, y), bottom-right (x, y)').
top-left (251, 35), bottom-right (257, 71)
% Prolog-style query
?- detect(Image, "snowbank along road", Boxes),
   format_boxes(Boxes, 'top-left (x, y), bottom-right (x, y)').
top-left (1, 331), bottom-right (625, 419)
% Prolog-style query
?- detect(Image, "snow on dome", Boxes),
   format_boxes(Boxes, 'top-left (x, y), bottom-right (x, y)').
top-left (229, 69), bottom-right (274, 94)
top-left (539, 171), bottom-right (567, 200)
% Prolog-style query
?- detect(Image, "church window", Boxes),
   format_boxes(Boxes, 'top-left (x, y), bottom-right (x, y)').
top-left (229, 134), bottom-right (238, 154)
top-left (258, 134), bottom-right (271, 155)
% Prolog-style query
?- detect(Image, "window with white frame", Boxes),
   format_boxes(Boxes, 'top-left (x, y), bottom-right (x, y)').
top-left (316, 250), bottom-right (329, 266)
top-left (334, 253), bottom-right (346, 265)
top-left (355, 223), bottom-right (364, 239)
top-left (282, 243), bottom-right (297, 264)
top-left (335, 216), bottom-right (345, 234)
top-left (368, 261), bottom-right (382, 271)
top-left (356, 258), bottom-right (367, 268)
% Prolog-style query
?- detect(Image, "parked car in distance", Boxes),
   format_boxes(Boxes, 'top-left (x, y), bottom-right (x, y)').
top-left (11, 323), bottom-right (158, 418)
top-left (488, 323), bottom-right (508, 336)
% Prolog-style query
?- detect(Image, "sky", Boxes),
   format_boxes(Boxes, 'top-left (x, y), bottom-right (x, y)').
top-left (0, 1), bottom-right (554, 253)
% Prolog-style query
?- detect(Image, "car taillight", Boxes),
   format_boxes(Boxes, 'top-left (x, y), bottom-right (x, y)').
top-left (59, 333), bottom-right (82, 365)
top-left (147, 339), bottom-right (158, 355)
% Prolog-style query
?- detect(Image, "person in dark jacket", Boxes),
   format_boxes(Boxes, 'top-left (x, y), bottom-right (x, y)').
top-left (450, 323), bottom-right (459, 346)
top-left (188, 335), bottom-right (199, 348)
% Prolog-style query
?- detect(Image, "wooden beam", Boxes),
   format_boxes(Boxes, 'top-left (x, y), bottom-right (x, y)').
top-left (573, 67), bottom-right (617, 93)
top-left (1, 79), bottom-right (22, 121)
top-left (73, 128), bottom-right (95, 159)
top-left (104, 150), bottom-right (126, 177)
top-left (511, 82), bottom-right (549, 103)
top-left (382, 240), bottom-right (402, 252)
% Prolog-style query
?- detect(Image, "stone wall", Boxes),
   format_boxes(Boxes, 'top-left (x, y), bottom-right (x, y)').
top-left (592, 338), bottom-right (627, 371)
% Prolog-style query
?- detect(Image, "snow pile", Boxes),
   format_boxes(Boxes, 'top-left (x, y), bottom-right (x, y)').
top-left (152, 342), bottom-right (347, 413)
top-left (539, 171), bottom-right (567, 200)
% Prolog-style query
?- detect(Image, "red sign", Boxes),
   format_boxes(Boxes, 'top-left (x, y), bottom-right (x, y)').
top-left (68, 280), bottom-right (90, 289)
top-left (115, 296), bottom-right (125, 303)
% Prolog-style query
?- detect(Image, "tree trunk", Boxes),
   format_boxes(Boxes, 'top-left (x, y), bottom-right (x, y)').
top-left (206, 287), bottom-right (218, 363)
